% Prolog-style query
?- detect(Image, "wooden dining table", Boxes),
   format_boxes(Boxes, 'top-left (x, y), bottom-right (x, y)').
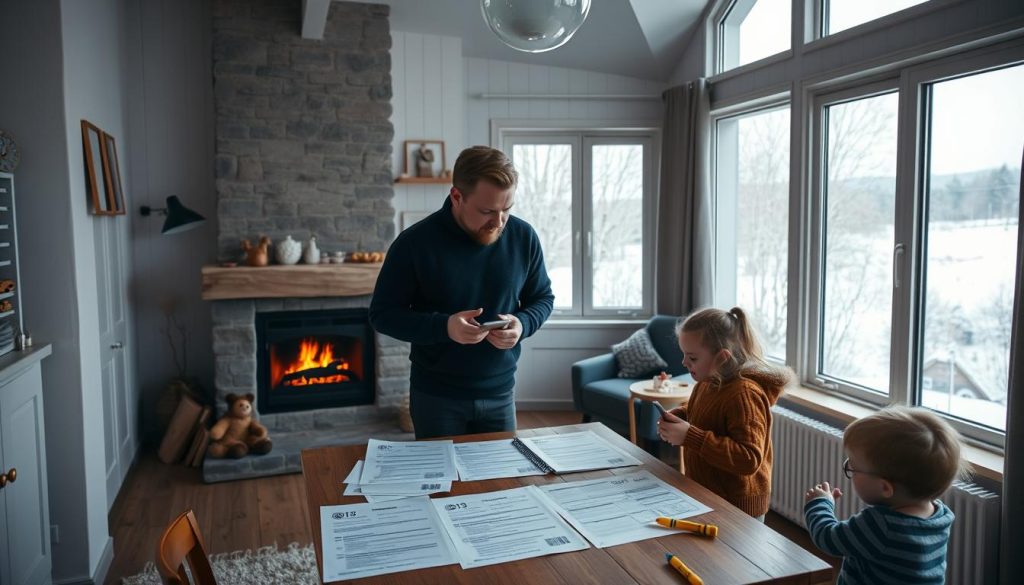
top-left (301, 422), bottom-right (832, 584)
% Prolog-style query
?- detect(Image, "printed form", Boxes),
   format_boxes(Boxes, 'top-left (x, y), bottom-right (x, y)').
top-left (538, 470), bottom-right (712, 548)
top-left (319, 496), bottom-right (457, 581)
top-left (342, 461), bottom-right (444, 502)
top-left (358, 438), bottom-right (458, 484)
top-left (515, 430), bottom-right (643, 473)
top-left (430, 485), bottom-right (589, 568)
top-left (453, 439), bottom-right (546, 481)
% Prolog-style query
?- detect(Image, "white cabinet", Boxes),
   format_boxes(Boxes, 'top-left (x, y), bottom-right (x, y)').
top-left (0, 345), bottom-right (52, 585)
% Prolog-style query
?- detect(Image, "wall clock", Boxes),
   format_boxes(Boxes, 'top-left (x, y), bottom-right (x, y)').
top-left (0, 130), bottom-right (19, 172)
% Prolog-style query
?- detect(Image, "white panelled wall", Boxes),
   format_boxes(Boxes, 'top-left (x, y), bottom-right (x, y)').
top-left (390, 32), bottom-right (667, 409)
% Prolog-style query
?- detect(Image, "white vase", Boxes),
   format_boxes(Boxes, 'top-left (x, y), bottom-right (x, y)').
top-left (303, 236), bottom-right (320, 265)
top-left (275, 235), bottom-right (301, 265)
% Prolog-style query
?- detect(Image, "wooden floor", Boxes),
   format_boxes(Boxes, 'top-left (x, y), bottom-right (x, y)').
top-left (104, 410), bottom-right (839, 584)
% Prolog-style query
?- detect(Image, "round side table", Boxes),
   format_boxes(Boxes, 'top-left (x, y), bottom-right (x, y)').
top-left (628, 380), bottom-right (692, 473)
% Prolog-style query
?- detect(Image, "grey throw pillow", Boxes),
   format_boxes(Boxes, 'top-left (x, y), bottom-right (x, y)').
top-left (612, 328), bottom-right (668, 378)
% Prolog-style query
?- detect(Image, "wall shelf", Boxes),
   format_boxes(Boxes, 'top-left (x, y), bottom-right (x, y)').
top-left (0, 310), bottom-right (14, 319)
top-left (0, 292), bottom-right (13, 301)
top-left (395, 177), bottom-right (450, 184)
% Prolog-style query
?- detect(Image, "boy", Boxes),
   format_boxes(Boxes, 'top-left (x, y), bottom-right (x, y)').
top-left (804, 406), bottom-right (969, 584)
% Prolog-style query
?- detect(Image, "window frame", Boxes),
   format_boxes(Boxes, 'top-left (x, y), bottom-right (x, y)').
top-left (494, 121), bottom-right (660, 319)
top-left (710, 95), bottom-right (793, 364)
top-left (710, 0), bottom-right (795, 77)
top-left (796, 40), bottom-right (1024, 449)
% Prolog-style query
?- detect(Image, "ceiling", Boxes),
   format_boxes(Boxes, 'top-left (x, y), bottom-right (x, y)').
top-left (358, 0), bottom-right (709, 82)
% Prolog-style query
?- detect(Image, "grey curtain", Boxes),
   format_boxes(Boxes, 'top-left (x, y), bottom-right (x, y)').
top-left (655, 81), bottom-right (714, 316)
top-left (1001, 148), bottom-right (1024, 585)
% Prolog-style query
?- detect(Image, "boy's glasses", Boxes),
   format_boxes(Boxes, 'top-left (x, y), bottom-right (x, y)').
top-left (842, 457), bottom-right (881, 479)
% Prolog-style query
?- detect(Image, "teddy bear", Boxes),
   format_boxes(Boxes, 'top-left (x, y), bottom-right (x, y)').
top-left (206, 393), bottom-right (273, 459)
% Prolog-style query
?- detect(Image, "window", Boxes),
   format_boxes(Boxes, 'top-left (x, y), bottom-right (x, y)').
top-left (822, 0), bottom-right (930, 37)
top-left (814, 89), bottom-right (900, 398)
top-left (714, 105), bottom-right (791, 360)
top-left (917, 63), bottom-right (1023, 433)
top-left (503, 131), bottom-right (656, 317)
top-left (716, 0), bottom-right (791, 74)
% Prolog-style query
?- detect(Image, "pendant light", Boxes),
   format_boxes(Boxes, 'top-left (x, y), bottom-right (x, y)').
top-left (481, 0), bottom-right (592, 53)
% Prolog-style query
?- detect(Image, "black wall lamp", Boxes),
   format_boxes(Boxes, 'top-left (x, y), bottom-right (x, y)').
top-left (140, 195), bottom-right (206, 235)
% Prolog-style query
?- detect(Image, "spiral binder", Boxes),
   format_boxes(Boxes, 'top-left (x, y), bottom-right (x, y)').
top-left (511, 437), bottom-right (555, 474)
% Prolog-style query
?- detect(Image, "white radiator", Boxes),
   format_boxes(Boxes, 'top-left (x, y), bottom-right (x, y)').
top-left (770, 406), bottom-right (1001, 584)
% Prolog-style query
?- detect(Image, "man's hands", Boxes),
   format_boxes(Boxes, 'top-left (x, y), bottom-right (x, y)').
top-left (805, 481), bottom-right (842, 505)
top-left (485, 313), bottom-right (522, 349)
top-left (447, 309), bottom-right (522, 349)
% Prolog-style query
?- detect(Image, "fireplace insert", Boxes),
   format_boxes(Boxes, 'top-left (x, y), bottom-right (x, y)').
top-left (255, 308), bottom-right (375, 414)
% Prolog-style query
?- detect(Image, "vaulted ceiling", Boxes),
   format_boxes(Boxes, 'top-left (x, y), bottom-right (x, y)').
top-left (304, 0), bottom-right (710, 82)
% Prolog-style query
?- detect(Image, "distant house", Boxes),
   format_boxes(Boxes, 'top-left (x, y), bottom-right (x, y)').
top-left (921, 357), bottom-right (1005, 404)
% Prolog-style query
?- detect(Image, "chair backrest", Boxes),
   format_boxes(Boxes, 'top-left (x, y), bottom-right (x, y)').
top-left (645, 315), bottom-right (687, 376)
top-left (157, 509), bottom-right (217, 585)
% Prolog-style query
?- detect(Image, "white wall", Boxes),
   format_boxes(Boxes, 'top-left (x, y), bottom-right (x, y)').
top-left (390, 32), bottom-right (465, 225)
top-left (124, 0), bottom-right (216, 442)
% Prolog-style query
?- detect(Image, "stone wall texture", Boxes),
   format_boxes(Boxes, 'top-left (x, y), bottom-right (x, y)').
top-left (213, 0), bottom-right (395, 262)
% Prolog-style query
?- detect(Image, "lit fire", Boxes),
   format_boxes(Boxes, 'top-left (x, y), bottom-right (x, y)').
top-left (271, 338), bottom-right (351, 388)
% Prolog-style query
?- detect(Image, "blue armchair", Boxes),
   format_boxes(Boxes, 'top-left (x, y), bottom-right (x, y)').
top-left (571, 315), bottom-right (693, 444)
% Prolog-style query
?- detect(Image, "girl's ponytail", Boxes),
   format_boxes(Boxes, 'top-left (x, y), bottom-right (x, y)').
top-left (729, 307), bottom-right (765, 364)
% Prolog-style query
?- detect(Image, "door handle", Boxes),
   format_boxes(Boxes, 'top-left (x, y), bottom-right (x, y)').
top-left (0, 467), bottom-right (15, 489)
top-left (110, 342), bottom-right (123, 349)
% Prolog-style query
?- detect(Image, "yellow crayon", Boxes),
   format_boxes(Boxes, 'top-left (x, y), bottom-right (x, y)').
top-left (655, 517), bottom-right (719, 537)
top-left (665, 552), bottom-right (704, 585)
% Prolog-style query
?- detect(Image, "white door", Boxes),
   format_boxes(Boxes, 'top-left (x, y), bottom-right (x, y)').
top-left (94, 217), bottom-right (135, 509)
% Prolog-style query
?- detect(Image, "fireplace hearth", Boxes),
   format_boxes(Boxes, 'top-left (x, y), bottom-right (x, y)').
top-left (256, 308), bottom-right (375, 414)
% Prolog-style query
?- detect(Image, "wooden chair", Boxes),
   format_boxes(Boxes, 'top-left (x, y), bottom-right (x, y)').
top-left (156, 509), bottom-right (217, 585)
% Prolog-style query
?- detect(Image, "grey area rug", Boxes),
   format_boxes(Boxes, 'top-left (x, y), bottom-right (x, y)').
top-left (122, 543), bottom-right (318, 584)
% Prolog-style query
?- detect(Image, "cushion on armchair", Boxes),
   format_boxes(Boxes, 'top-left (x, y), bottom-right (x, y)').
top-left (612, 328), bottom-right (668, 378)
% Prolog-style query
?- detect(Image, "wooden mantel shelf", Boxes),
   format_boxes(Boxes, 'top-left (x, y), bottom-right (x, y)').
top-left (201, 263), bottom-right (382, 300)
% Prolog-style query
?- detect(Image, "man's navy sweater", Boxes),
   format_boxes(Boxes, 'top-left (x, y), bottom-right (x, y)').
top-left (369, 197), bottom-right (554, 399)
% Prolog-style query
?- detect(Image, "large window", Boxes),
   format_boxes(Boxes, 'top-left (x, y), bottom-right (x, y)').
top-left (715, 0), bottom-right (791, 74)
top-left (822, 0), bottom-right (930, 36)
top-left (817, 89), bottom-right (900, 396)
top-left (714, 105), bottom-right (791, 360)
top-left (502, 131), bottom-right (656, 317)
top-left (917, 63), bottom-right (1024, 433)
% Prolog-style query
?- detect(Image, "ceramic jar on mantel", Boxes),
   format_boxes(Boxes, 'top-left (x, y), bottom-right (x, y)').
top-left (275, 235), bottom-right (301, 265)
top-left (303, 235), bottom-right (320, 265)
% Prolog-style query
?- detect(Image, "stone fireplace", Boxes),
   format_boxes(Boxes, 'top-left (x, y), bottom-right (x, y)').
top-left (203, 1), bottom-right (409, 481)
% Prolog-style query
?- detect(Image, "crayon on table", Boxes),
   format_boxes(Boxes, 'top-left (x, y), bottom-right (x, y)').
top-left (665, 552), bottom-right (703, 585)
top-left (655, 517), bottom-right (719, 537)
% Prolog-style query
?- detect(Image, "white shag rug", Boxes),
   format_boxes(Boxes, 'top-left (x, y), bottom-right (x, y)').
top-left (122, 543), bottom-right (319, 585)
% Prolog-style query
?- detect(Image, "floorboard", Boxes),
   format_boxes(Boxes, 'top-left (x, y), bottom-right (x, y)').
top-left (104, 410), bottom-right (839, 584)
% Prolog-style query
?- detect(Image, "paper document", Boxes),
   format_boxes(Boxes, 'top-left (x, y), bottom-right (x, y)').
top-left (319, 497), bottom-right (457, 581)
top-left (538, 470), bottom-right (712, 548)
top-left (430, 485), bottom-right (589, 568)
top-left (341, 461), bottom-right (423, 502)
top-left (453, 439), bottom-right (546, 481)
top-left (359, 438), bottom-right (458, 484)
top-left (512, 430), bottom-right (642, 474)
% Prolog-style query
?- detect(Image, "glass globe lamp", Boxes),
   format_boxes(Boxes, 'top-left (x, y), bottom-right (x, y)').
top-left (481, 0), bottom-right (592, 53)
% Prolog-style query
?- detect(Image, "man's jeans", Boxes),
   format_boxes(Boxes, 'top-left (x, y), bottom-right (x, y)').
top-left (409, 388), bottom-right (516, 439)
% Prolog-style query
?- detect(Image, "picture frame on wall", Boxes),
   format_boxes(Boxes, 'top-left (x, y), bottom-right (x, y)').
top-left (403, 140), bottom-right (445, 178)
top-left (101, 132), bottom-right (126, 215)
top-left (80, 120), bottom-right (126, 215)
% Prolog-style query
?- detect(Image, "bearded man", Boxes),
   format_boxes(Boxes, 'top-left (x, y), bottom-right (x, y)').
top-left (369, 146), bottom-right (554, 439)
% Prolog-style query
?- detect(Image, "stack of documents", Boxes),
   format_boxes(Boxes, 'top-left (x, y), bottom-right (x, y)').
top-left (511, 430), bottom-right (643, 474)
top-left (341, 439), bottom-right (458, 502)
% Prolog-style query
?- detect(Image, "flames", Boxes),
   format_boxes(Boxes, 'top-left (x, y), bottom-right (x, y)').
top-left (270, 338), bottom-right (351, 388)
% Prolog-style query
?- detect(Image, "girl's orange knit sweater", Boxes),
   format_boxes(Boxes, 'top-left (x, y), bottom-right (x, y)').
top-left (680, 368), bottom-right (789, 517)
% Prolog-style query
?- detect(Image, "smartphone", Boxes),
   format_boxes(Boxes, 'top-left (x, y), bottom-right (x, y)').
top-left (652, 401), bottom-right (673, 421)
top-left (478, 319), bottom-right (511, 331)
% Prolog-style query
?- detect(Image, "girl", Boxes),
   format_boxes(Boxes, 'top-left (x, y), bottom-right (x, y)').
top-left (657, 307), bottom-right (792, 520)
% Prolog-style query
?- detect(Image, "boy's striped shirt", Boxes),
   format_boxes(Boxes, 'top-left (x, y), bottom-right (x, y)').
top-left (803, 497), bottom-right (954, 585)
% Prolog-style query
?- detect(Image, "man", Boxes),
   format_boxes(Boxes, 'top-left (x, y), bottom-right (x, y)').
top-left (369, 146), bottom-right (554, 439)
